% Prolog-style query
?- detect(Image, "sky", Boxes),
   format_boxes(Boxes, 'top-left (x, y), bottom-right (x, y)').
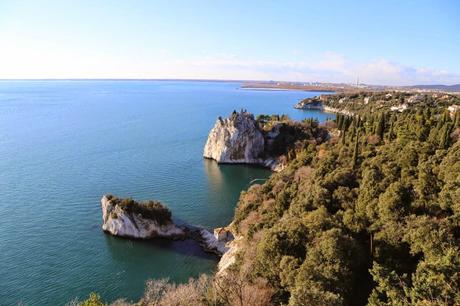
top-left (0, 0), bottom-right (459, 85)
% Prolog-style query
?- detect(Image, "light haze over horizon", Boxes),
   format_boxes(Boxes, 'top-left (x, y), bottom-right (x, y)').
top-left (1, 0), bottom-right (459, 86)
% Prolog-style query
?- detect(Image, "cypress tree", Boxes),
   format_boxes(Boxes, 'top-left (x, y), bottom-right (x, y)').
top-left (440, 109), bottom-right (451, 124)
top-left (341, 129), bottom-right (346, 145)
top-left (375, 113), bottom-right (386, 140)
top-left (454, 111), bottom-right (460, 128)
top-left (343, 116), bottom-right (351, 131)
top-left (352, 130), bottom-right (360, 169)
top-left (439, 123), bottom-right (453, 149)
top-left (336, 114), bottom-right (343, 130)
top-left (388, 121), bottom-right (395, 141)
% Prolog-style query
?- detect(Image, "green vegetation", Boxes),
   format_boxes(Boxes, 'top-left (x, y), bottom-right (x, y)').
top-left (255, 114), bottom-right (329, 159)
top-left (107, 195), bottom-right (172, 225)
top-left (231, 92), bottom-right (460, 305)
top-left (319, 91), bottom-right (460, 115)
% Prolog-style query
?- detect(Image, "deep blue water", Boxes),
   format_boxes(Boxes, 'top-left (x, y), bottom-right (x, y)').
top-left (0, 80), bottom-right (333, 305)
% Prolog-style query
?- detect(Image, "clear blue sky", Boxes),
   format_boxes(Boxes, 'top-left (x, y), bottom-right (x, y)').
top-left (0, 0), bottom-right (459, 85)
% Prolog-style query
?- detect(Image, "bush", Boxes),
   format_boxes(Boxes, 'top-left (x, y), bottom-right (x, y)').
top-left (109, 196), bottom-right (172, 225)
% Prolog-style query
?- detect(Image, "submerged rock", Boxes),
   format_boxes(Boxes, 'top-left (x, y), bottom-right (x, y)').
top-left (203, 110), bottom-right (265, 164)
top-left (101, 195), bottom-right (184, 239)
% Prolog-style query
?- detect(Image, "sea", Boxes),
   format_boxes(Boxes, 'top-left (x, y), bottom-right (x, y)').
top-left (0, 80), bottom-right (333, 305)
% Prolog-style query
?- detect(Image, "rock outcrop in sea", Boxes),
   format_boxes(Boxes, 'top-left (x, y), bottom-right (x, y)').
top-left (203, 110), bottom-right (287, 171)
top-left (101, 195), bottom-right (185, 239)
top-left (203, 110), bottom-right (265, 164)
top-left (101, 194), bottom-right (235, 259)
top-left (203, 110), bottom-right (328, 172)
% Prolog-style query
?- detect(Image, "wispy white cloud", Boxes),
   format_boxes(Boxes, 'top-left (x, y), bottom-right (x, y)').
top-left (147, 53), bottom-right (460, 85)
top-left (1, 46), bottom-right (459, 85)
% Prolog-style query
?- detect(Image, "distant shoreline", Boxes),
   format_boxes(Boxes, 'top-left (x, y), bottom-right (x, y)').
top-left (1, 79), bottom-right (458, 94)
top-left (239, 87), bottom-right (335, 92)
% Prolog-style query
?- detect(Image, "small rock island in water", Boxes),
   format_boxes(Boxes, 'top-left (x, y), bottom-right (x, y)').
top-left (101, 194), bottom-right (234, 257)
top-left (101, 194), bottom-right (184, 239)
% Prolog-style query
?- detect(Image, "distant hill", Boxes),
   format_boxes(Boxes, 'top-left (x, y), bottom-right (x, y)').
top-left (409, 84), bottom-right (460, 92)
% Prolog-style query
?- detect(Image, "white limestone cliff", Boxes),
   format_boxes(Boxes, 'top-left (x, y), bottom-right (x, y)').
top-left (199, 227), bottom-right (234, 255)
top-left (198, 226), bottom-right (240, 275)
top-left (101, 195), bottom-right (184, 239)
top-left (203, 111), bottom-right (265, 164)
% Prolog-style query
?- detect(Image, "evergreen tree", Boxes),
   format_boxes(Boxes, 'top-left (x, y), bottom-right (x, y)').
top-left (375, 113), bottom-right (386, 141)
top-left (341, 129), bottom-right (346, 145)
top-left (454, 111), bottom-right (460, 128)
top-left (439, 122), bottom-right (453, 149)
top-left (352, 130), bottom-right (360, 169)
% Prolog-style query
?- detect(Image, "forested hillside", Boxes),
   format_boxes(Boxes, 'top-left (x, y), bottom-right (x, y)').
top-left (232, 92), bottom-right (460, 305)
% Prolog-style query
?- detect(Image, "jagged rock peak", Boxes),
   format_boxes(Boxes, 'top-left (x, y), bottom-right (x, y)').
top-left (203, 110), bottom-right (265, 164)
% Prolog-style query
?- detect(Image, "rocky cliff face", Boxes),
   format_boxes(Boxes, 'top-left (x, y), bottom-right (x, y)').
top-left (101, 195), bottom-right (184, 239)
top-left (203, 111), bottom-right (265, 164)
top-left (199, 227), bottom-right (234, 255)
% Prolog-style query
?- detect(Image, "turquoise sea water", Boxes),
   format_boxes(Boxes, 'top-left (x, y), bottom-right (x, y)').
top-left (0, 80), bottom-right (333, 305)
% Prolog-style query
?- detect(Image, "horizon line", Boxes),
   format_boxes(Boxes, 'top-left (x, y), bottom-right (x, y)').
top-left (0, 78), bottom-right (458, 87)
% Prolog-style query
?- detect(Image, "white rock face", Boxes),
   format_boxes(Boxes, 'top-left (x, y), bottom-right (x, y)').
top-left (217, 237), bottom-right (242, 275)
top-left (101, 195), bottom-right (184, 239)
top-left (199, 227), bottom-right (234, 255)
top-left (203, 111), bottom-right (265, 164)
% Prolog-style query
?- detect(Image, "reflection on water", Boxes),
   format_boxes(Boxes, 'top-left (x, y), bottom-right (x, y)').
top-left (203, 159), bottom-right (271, 210)
top-left (204, 159), bottom-right (225, 195)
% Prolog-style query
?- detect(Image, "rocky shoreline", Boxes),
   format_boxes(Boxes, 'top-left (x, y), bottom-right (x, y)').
top-left (294, 96), bottom-right (355, 116)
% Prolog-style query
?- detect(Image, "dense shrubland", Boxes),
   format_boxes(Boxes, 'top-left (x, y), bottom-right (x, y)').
top-left (77, 93), bottom-right (460, 305)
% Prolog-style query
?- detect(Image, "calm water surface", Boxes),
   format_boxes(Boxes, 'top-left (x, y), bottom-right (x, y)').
top-left (0, 81), bottom-right (333, 305)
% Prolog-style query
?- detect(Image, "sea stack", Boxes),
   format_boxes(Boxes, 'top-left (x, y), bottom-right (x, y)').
top-left (101, 195), bottom-right (184, 239)
top-left (203, 110), bottom-right (265, 164)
